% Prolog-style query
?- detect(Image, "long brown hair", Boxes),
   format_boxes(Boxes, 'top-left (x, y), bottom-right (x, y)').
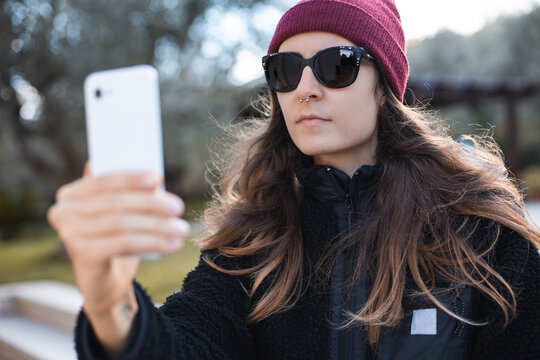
top-left (196, 77), bottom-right (540, 343)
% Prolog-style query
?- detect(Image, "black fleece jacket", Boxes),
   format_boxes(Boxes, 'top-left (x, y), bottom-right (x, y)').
top-left (75, 162), bottom-right (540, 359)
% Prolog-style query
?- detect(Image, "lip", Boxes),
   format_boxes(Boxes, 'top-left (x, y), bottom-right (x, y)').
top-left (296, 114), bottom-right (330, 124)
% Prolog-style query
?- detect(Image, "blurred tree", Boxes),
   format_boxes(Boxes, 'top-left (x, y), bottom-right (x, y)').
top-left (407, 5), bottom-right (540, 173)
top-left (0, 0), bottom-right (293, 239)
top-left (408, 5), bottom-right (540, 80)
top-left (0, 0), bottom-right (283, 195)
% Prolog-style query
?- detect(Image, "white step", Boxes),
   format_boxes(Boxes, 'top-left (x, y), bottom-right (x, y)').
top-left (0, 281), bottom-right (83, 360)
top-left (0, 315), bottom-right (77, 360)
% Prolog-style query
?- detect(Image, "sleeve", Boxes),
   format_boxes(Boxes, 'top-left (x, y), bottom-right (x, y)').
top-left (468, 227), bottom-right (540, 359)
top-left (74, 249), bottom-right (257, 360)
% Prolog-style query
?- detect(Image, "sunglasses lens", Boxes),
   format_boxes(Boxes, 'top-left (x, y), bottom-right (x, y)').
top-left (266, 54), bottom-right (302, 92)
top-left (315, 48), bottom-right (358, 88)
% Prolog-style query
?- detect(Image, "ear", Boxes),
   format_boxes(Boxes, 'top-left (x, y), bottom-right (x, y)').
top-left (375, 83), bottom-right (386, 108)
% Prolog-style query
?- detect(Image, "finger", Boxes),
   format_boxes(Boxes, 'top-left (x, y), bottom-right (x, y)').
top-left (57, 172), bottom-right (163, 202)
top-left (83, 161), bottom-right (92, 178)
top-left (62, 213), bottom-right (190, 240)
top-left (77, 192), bottom-right (185, 218)
top-left (69, 233), bottom-right (185, 263)
top-left (48, 192), bottom-right (185, 232)
top-left (47, 203), bottom-right (60, 229)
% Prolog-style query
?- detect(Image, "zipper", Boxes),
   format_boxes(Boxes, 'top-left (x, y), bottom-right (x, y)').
top-left (326, 167), bottom-right (359, 360)
top-left (345, 193), bottom-right (353, 229)
top-left (326, 167), bottom-right (343, 359)
top-left (341, 190), bottom-right (355, 360)
top-left (451, 283), bottom-right (466, 336)
top-left (324, 167), bottom-right (353, 230)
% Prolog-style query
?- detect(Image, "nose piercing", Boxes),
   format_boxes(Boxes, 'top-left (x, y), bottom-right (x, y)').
top-left (299, 96), bottom-right (310, 103)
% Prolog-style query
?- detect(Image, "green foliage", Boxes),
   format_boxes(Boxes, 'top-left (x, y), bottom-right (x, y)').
top-left (521, 132), bottom-right (540, 167)
top-left (0, 187), bottom-right (40, 241)
top-left (522, 165), bottom-right (540, 200)
top-left (183, 196), bottom-right (210, 221)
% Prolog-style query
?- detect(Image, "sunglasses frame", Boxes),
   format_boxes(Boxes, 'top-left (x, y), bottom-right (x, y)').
top-left (262, 46), bottom-right (377, 93)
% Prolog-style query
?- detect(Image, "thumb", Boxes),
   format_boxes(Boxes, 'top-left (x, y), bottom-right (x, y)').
top-left (83, 161), bottom-right (92, 178)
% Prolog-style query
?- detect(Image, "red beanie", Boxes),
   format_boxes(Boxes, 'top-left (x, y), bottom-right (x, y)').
top-left (268, 0), bottom-right (409, 102)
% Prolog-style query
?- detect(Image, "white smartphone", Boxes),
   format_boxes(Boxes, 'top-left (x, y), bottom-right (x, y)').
top-left (84, 64), bottom-right (164, 178)
top-left (84, 65), bottom-right (165, 260)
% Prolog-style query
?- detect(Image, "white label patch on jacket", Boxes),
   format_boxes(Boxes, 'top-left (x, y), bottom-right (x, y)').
top-left (410, 308), bottom-right (437, 335)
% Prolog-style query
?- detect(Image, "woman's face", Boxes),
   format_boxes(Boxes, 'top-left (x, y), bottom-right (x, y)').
top-left (276, 32), bottom-right (382, 176)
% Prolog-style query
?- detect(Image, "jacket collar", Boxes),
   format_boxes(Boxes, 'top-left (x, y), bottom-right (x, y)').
top-left (295, 156), bottom-right (383, 202)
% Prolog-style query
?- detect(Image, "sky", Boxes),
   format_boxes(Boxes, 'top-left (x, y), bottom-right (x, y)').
top-left (396, 0), bottom-right (540, 40)
top-left (230, 0), bottom-right (540, 84)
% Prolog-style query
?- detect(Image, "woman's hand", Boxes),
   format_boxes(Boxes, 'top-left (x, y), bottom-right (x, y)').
top-left (47, 163), bottom-right (189, 356)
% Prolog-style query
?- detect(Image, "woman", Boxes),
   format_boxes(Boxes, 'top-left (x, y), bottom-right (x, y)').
top-left (47, 0), bottom-right (540, 359)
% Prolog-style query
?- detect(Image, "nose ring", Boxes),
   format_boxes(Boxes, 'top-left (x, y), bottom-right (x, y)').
top-left (299, 96), bottom-right (311, 103)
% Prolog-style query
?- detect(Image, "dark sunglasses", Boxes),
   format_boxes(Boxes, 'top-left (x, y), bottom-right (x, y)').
top-left (262, 46), bottom-right (376, 93)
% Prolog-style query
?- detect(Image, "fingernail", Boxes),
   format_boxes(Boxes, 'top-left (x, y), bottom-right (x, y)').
top-left (171, 220), bottom-right (190, 236)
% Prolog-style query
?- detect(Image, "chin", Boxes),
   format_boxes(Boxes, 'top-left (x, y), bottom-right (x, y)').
top-left (292, 138), bottom-right (343, 158)
top-left (298, 147), bottom-right (333, 158)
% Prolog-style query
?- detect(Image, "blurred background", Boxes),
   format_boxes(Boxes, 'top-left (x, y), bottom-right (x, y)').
top-left (0, 0), bottom-right (539, 357)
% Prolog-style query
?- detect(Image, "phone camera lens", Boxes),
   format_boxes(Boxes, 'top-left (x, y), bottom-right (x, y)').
top-left (95, 89), bottom-right (102, 98)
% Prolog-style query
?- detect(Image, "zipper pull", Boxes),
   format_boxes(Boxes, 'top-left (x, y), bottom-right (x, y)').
top-left (325, 167), bottom-right (346, 198)
top-left (345, 193), bottom-right (352, 230)
top-left (326, 166), bottom-right (353, 229)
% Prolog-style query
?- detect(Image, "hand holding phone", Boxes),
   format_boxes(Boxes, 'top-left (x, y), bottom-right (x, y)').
top-left (46, 65), bottom-right (189, 354)
top-left (84, 65), bottom-right (173, 260)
